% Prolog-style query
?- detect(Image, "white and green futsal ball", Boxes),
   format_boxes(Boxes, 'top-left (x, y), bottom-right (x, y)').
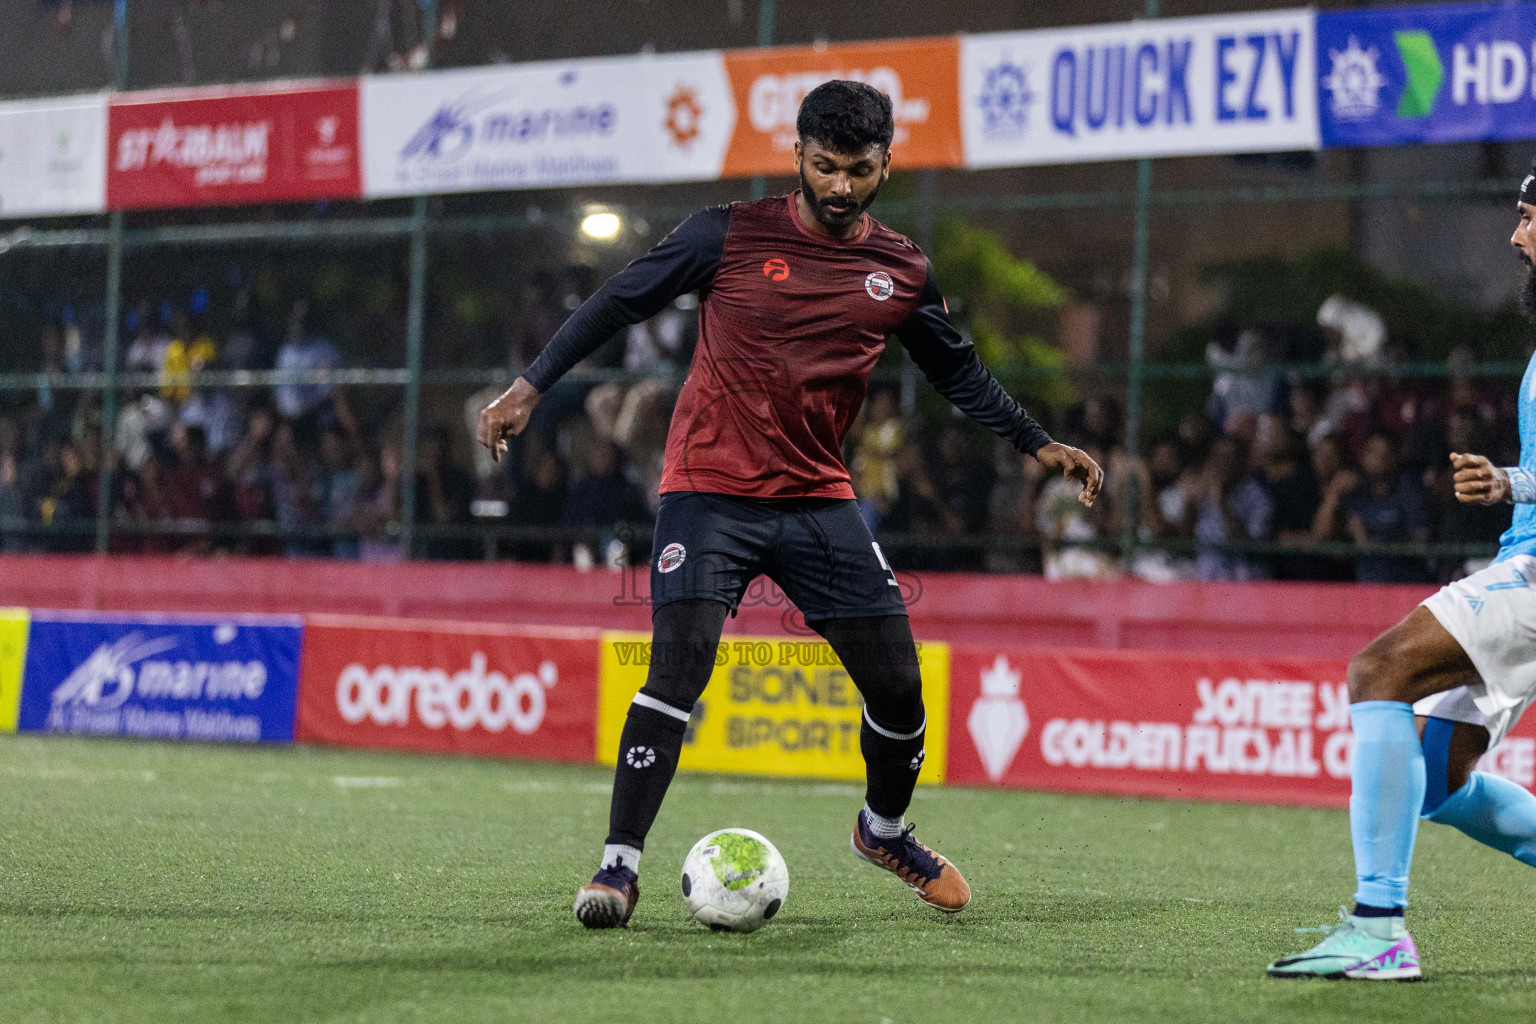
top-left (680, 828), bottom-right (789, 932)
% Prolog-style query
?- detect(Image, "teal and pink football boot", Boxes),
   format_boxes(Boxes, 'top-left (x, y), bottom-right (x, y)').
top-left (1267, 908), bottom-right (1421, 981)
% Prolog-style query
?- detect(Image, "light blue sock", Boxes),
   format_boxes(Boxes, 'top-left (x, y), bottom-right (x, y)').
top-left (1426, 771), bottom-right (1536, 868)
top-left (1349, 701), bottom-right (1425, 910)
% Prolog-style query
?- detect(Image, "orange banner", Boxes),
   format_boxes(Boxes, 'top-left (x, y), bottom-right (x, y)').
top-left (721, 36), bottom-right (962, 177)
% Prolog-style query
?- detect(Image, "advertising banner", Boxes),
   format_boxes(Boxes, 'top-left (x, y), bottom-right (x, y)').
top-left (946, 645), bottom-right (1536, 806)
top-left (961, 9), bottom-right (1319, 168)
top-left (598, 631), bottom-right (950, 782)
top-left (721, 36), bottom-right (963, 176)
top-left (0, 94), bottom-right (107, 218)
top-left (295, 615), bottom-right (600, 761)
top-left (106, 80), bottom-right (361, 210)
top-left (0, 609), bottom-right (28, 733)
top-left (17, 611), bottom-right (302, 742)
top-left (22, 6), bottom-right (1536, 217)
top-left (1317, 2), bottom-right (1536, 147)
top-left (359, 52), bottom-right (735, 197)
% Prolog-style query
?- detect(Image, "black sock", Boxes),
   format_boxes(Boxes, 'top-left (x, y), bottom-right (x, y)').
top-left (860, 709), bottom-right (926, 820)
top-left (816, 615), bottom-right (928, 822)
top-left (1352, 902), bottom-right (1405, 919)
top-left (605, 687), bottom-right (692, 850)
top-left (601, 599), bottom-right (727, 858)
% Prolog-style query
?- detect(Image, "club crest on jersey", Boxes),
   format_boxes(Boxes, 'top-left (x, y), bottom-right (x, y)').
top-left (657, 542), bottom-right (686, 573)
top-left (865, 271), bottom-right (895, 301)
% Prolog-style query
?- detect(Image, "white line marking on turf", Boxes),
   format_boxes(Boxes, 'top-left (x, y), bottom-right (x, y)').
top-left (331, 776), bottom-right (404, 788)
top-left (1, 764), bottom-right (161, 783)
top-left (500, 781), bottom-right (611, 795)
top-left (703, 781), bottom-right (861, 798)
top-left (491, 776), bottom-right (983, 799)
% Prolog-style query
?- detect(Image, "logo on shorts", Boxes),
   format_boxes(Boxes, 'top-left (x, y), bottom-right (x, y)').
top-left (910, 749), bottom-right (926, 771)
top-left (865, 271), bottom-right (895, 301)
top-left (626, 745), bottom-right (656, 768)
top-left (763, 258), bottom-right (790, 282)
top-left (657, 542), bottom-right (686, 573)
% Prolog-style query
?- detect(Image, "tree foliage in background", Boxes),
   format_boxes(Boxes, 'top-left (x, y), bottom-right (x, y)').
top-left (927, 219), bottom-right (1073, 412)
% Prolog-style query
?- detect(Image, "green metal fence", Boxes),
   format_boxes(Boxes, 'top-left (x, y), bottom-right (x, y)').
top-left (0, 0), bottom-right (1523, 572)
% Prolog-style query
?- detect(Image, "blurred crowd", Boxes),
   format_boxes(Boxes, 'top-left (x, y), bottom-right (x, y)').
top-left (891, 292), bottom-right (1514, 585)
top-left (0, 286), bottom-right (1520, 584)
top-left (0, 282), bottom-right (666, 565)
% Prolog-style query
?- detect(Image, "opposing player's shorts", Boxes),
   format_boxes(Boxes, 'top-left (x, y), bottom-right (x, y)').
top-left (649, 490), bottom-right (907, 624)
top-left (1418, 554), bottom-right (1536, 746)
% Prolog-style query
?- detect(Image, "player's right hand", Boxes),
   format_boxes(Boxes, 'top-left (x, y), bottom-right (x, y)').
top-left (476, 377), bottom-right (541, 462)
top-left (1036, 442), bottom-right (1104, 507)
top-left (1451, 451), bottom-right (1511, 505)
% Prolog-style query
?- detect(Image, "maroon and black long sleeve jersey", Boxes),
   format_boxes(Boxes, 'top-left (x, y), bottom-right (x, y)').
top-left (523, 192), bottom-right (1054, 500)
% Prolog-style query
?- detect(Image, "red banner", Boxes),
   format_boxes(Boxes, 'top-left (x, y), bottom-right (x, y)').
top-left (107, 80), bottom-right (361, 210)
top-left (296, 615), bottom-right (599, 761)
top-left (946, 645), bottom-right (1536, 807)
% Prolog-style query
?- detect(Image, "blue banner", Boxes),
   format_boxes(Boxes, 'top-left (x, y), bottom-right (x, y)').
top-left (1319, 2), bottom-right (1536, 147)
top-left (17, 612), bottom-right (302, 743)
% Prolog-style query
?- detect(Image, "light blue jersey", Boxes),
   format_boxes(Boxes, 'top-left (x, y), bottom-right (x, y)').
top-left (1496, 349), bottom-right (1536, 562)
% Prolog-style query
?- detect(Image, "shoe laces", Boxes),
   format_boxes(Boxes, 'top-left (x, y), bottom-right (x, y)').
top-left (593, 858), bottom-right (638, 891)
top-left (1294, 906), bottom-right (1376, 951)
top-left (878, 823), bottom-right (943, 885)
top-left (1294, 906), bottom-right (1352, 937)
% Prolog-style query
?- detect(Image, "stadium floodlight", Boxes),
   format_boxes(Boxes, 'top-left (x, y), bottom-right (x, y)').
top-left (579, 208), bottom-right (622, 241)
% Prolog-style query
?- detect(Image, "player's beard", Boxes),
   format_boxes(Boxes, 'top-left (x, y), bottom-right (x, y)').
top-left (1521, 252), bottom-right (1536, 320)
top-left (799, 164), bottom-right (882, 232)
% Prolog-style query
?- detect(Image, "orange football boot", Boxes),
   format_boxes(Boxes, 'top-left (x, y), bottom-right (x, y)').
top-left (573, 861), bottom-right (640, 929)
top-left (851, 809), bottom-right (971, 913)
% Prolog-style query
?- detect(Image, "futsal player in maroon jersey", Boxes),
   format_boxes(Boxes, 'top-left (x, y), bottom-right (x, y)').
top-left (478, 81), bottom-right (1102, 928)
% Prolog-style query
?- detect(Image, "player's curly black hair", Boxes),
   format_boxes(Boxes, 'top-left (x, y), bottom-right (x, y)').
top-left (796, 80), bottom-right (895, 155)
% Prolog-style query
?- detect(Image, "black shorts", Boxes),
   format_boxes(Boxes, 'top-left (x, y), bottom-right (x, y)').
top-left (649, 491), bottom-right (907, 624)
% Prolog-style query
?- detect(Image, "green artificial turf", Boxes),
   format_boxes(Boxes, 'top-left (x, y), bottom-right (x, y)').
top-left (0, 734), bottom-right (1532, 1023)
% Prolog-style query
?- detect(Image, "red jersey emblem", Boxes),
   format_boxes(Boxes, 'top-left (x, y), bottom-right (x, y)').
top-left (865, 271), bottom-right (895, 301)
top-left (762, 258), bottom-right (790, 282)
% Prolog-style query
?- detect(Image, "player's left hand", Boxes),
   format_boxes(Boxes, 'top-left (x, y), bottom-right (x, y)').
top-left (476, 377), bottom-right (541, 462)
top-left (1451, 451), bottom-right (1510, 505)
top-left (1036, 442), bottom-right (1103, 507)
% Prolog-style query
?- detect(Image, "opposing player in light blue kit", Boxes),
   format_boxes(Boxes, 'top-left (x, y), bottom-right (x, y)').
top-left (1267, 165), bottom-right (1536, 981)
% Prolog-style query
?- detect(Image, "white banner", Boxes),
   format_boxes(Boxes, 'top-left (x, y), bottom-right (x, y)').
top-left (962, 10), bottom-right (1319, 168)
top-left (0, 94), bottom-right (108, 218)
top-left (360, 53), bottom-right (735, 197)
